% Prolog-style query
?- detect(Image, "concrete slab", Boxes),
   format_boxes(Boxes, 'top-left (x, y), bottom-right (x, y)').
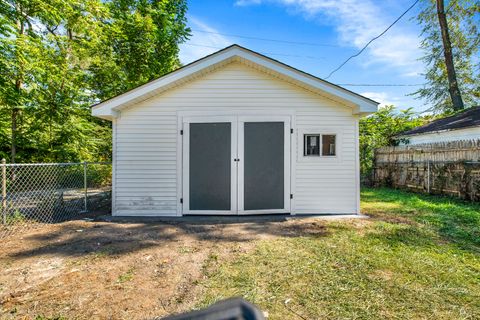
top-left (95, 214), bottom-right (369, 224)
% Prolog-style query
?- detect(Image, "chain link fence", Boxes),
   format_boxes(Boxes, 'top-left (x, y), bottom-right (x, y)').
top-left (0, 160), bottom-right (112, 239)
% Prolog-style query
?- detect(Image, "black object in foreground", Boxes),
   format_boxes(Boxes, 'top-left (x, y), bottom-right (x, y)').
top-left (161, 298), bottom-right (265, 320)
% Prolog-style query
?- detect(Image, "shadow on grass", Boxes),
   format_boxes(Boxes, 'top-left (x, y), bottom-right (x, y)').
top-left (7, 188), bottom-right (479, 260)
top-left (364, 223), bottom-right (441, 250)
top-left (7, 216), bottom-right (329, 259)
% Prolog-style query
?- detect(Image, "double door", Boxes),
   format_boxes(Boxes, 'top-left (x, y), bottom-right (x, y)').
top-left (182, 115), bottom-right (291, 215)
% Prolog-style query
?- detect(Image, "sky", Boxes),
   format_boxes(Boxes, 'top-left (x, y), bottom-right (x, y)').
top-left (179, 0), bottom-right (430, 112)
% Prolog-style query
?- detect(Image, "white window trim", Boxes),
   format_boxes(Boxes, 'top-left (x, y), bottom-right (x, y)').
top-left (297, 127), bottom-right (342, 162)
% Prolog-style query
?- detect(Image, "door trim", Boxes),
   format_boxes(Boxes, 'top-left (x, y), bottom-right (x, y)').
top-left (177, 111), bottom-right (295, 216)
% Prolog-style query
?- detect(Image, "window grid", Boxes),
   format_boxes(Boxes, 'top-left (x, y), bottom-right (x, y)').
top-left (303, 134), bottom-right (336, 157)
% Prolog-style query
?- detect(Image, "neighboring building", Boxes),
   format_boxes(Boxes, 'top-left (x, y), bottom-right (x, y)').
top-left (92, 44), bottom-right (378, 217)
top-left (396, 106), bottom-right (480, 145)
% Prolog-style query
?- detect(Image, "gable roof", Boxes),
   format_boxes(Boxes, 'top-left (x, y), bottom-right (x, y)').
top-left (92, 44), bottom-right (379, 120)
top-left (398, 106), bottom-right (480, 137)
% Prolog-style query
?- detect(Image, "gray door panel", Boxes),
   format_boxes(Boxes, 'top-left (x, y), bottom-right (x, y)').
top-left (189, 123), bottom-right (231, 211)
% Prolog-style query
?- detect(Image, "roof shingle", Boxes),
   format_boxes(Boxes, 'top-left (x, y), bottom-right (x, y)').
top-left (399, 106), bottom-right (480, 136)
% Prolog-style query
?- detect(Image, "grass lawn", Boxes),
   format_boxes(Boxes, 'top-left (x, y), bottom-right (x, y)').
top-left (1, 188), bottom-right (479, 319)
top-left (199, 188), bottom-right (480, 319)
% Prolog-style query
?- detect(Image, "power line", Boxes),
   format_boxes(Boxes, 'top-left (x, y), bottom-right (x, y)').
top-left (337, 83), bottom-right (425, 87)
top-left (324, 0), bottom-right (420, 80)
top-left (184, 43), bottom-right (326, 61)
top-left (190, 29), bottom-right (341, 47)
top-left (183, 43), bottom-right (427, 88)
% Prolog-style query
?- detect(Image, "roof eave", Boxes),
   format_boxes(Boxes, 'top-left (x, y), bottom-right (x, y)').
top-left (92, 45), bottom-right (379, 119)
top-left (396, 125), bottom-right (480, 138)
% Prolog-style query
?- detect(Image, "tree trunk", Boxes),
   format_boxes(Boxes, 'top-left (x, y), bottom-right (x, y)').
top-left (436, 0), bottom-right (464, 111)
top-left (11, 4), bottom-right (24, 163)
top-left (11, 108), bottom-right (18, 163)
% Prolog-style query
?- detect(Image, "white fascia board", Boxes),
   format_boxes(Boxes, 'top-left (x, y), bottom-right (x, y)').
top-left (91, 45), bottom-right (378, 117)
top-left (235, 49), bottom-right (379, 113)
top-left (91, 109), bottom-right (119, 121)
top-left (91, 49), bottom-right (238, 115)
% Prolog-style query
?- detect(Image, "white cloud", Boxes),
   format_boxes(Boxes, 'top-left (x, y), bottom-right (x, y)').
top-left (235, 0), bottom-right (263, 6)
top-left (235, 0), bottom-right (422, 77)
top-left (361, 91), bottom-right (419, 109)
top-left (179, 17), bottom-right (234, 64)
top-left (402, 70), bottom-right (423, 78)
top-left (361, 91), bottom-right (392, 108)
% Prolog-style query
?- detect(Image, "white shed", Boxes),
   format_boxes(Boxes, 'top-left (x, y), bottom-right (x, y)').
top-left (92, 45), bottom-right (378, 216)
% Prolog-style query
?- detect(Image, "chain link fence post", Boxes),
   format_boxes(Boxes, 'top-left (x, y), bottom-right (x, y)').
top-left (1, 158), bottom-right (6, 225)
top-left (83, 161), bottom-right (88, 213)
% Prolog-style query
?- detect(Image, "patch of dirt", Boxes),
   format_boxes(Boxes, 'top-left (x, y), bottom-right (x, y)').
top-left (365, 212), bottom-right (418, 226)
top-left (0, 216), bottom-right (335, 319)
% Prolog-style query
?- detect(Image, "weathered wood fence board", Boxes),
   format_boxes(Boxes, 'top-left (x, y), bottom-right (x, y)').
top-left (373, 140), bottom-right (480, 201)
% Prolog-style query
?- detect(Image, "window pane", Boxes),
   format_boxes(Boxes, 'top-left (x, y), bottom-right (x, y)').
top-left (304, 134), bottom-right (320, 156)
top-left (322, 135), bottom-right (336, 156)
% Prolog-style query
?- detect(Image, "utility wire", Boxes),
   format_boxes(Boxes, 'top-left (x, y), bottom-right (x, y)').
top-left (184, 43), bottom-right (326, 61)
top-left (191, 29), bottom-right (340, 47)
top-left (337, 83), bottom-right (425, 87)
top-left (324, 0), bottom-right (420, 80)
top-left (184, 44), bottom-right (426, 87)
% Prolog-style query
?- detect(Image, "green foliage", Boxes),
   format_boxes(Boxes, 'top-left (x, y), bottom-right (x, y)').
top-left (117, 268), bottom-right (135, 283)
top-left (7, 210), bottom-right (25, 224)
top-left (414, 0), bottom-right (480, 112)
top-left (359, 105), bottom-right (425, 176)
top-left (0, 0), bottom-right (190, 163)
top-left (90, 0), bottom-right (189, 100)
top-left (34, 316), bottom-right (67, 320)
top-left (86, 163), bottom-right (112, 187)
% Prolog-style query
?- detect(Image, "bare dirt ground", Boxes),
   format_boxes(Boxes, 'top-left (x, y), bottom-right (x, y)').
top-left (0, 216), bottom-right (330, 319)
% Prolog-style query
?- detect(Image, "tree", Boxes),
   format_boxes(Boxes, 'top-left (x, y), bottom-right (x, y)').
top-left (89, 0), bottom-right (190, 101)
top-left (414, 0), bottom-right (479, 113)
top-left (436, 0), bottom-right (464, 111)
top-left (0, 0), bottom-right (114, 162)
top-left (359, 106), bottom-right (425, 177)
top-left (0, 0), bottom-right (190, 163)
top-left (0, 0), bottom-right (43, 162)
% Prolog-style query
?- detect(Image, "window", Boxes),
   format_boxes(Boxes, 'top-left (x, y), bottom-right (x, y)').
top-left (322, 134), bottom-right (336, 156)
top-left (303, 133), bottom-right (337, 157)
top-left (304, 134), bottom-right (320, 156)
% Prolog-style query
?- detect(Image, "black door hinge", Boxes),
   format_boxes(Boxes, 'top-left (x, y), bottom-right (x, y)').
top-left (180, 130), bottom-right (183, 135)
top-left (180, 198), bottom-right (183, 204)
top-left (290, 194), bottom-right (293, 199)
top-left (290, 128), bottom-right (294, 134)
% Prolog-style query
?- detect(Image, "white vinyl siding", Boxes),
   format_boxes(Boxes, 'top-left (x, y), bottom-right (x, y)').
top-left (114, 62), bottom-right (358, 216)
top-left (295, 113), bottom-right (356, 214)
top-left (399, 127), bottom-right (480, 145)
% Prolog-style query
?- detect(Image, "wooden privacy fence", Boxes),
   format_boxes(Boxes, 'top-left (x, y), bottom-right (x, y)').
top-left (373, 140), bottom-right (480, 201)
